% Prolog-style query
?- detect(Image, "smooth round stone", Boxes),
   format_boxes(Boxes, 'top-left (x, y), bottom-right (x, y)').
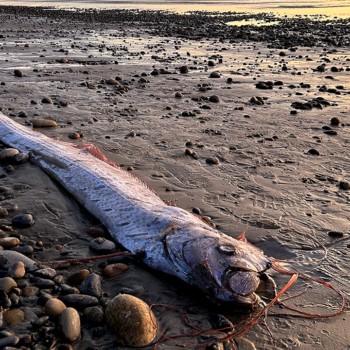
top-left (83, 306), bottom-right (105, 325)
top-left (89, 238), bottom-right (116, 254)
top-left (67, 269), bottom-right (90, 285)
top-left (206, 157), bottom-right (220, 165)
top-left (0, 336), bottom-right (19, 347)
top-left (104, 263), bottom-right (129, 278)
top-left (62, 294), bottom-right (99, 309)
top-left (12, 214), bottom-right (34, 228)
top-left (68, 132), bottom-right (80, 140)
top-left (0, 149), bottom-right (19, 162)
top-left (41, 97), bottom-right (52, 104)
top-left (35, 267), bottom-right (57, 279)
top-left (7, 261), bottom-right (25, 279)
top-left (60, 284), bottom-right (80, 295)
top-left (340, 181), bottom-right (350, 190)
top-left (79, 273), bottom-right (102, 299)
top-left (105, 294), bottom-right (157, 346)
top-left (106, 78), bottom-right (119, 85)
top-left (175, 92), bottom-right (182, 98)
top-left (11, 153), bottom-right (29, 164)
top-left (45, 298), bottom-right (66, 317)
top-left (10, 245), bottom-right (34, 256)
top-left (0, 277), bottom-right (17, 293)
top-left (32, 119), bottom-right (57, 128)
top-left (4, 309), bottom-right (24, 327)
top-left (209, 95), bottom-right (220, 103)
top-left (0, 208), bottom-right (8, 217)
top-left (59, 308), bottom-right (81, 343)
top-left (86, 225), bottom-right (106, 238)
top-left (14, 69), bottom-right (23, 77)
top-left (33, 315), bottom-right (49, 328)
top-left (209, 71), bottom-right (221, 78)
top-left (22, 286), bottom-right (39, 297)
top-left (36, 279), bottom-right (55, 288)
top-left (0, 237), bottom-right (20, 249)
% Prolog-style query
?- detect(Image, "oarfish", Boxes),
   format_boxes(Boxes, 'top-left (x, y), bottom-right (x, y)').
top-left (0, 112), bottom-right (271, 307)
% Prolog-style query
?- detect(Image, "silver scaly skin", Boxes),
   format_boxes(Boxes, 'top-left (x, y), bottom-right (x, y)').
top-left (0, 112), bottom-right (271, 307)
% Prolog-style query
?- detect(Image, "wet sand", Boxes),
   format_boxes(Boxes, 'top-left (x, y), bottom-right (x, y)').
top-left (1, 6), bottom-right (350, 349)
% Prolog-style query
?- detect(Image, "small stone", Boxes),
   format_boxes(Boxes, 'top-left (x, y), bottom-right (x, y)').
top-left (68, 132), bottom-right (80, 140)
top-left (12, 214), bottom-right (34, 228)
top-left (206, 157), bottom-right (220, 165)
top-left (202, 216), bottom-right (211, 222)
top-left (11, 245), bottom-right (34, 256)
top-left (14, 69), bottom-right (23, 77)
top-left (18, 111), bottom-right (28, 118)
top-left (0, 336), bottom-right (19, 347)
top-left (86, 225), bottom-right (106, 238)
top-left (0, 237), bottom-right (20, 249)
top-left (36, 279), bottom-right (55, 288)
top-left (5, 165), bottom-right (14, 173)
top-left (83, 306), bottom-right (105, 325)
top-left (54, 275), bottom-right (64, 284)
top-left (340, 181), bottom-right (350, 190)
top-left (67, 269), bottom-right (90, 285)
top-left (60, 284), bottom-right (80, 295)
top-left (308, 149), bottom-right (320, 156)
top-left (0, 208), bottom-right (8, 217)
top-left (192, 207), bottom-right (201, 215)
top-left (11, 152), bottom-right (29, 164)
top-left (103, 263), bottom-right (129, 278)
top-left (0, 277), bottom-right (17, 293)
top-left (106, 79), bottom-right (119, 85)
top-left (41, 97), bottom-right (52, 104)
top-left (175, 92), bottom-right (182, 98)
top-left (331, 117), bottom-right (340, 125)
top-left (179, 66), bottom-right (188, 74)
top-left (22, 286), bottom-right (39, 297)
top-left (185, 149), bottom-right (193, 156)
top-left (33, 315), bottom-right (49, 328)
top-left (328, 231), bottom-right (344, 237)
top-left (209, 71), bottom-right (221, 78)
top-left (31, 100), bottom-right (38, 104)
top-left (89, 237), bottom-right (116, 254)
top-left (209, 95), bottom-right (220, 103)
top-left (0, 148), bottom-right (19, 162)
top-left (105, 294), bottom-right (157, 346)
top-left (32, 119), bottom-right (57, 128)
top-left (79, 273), bottom-right (102, 299)
top-left (37, 292), bottom-right (53, 306)
top-left (7, 261), bottom-right (25, 279)
top-left (45, 298), bottom-right (66, 317)
top-left (35, 267), bottom-right (57, 279)
top-left (62, 294), bottom-right (99, 309)
top-left (4, 309), bottom-right (24, 327)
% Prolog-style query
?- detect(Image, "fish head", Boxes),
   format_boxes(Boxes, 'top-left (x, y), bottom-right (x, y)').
top-left (165, 225), bottom-right (271, 307)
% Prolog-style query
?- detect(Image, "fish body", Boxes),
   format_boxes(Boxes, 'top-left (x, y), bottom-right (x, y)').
top-left (0, 112), bottom-right (271, 307)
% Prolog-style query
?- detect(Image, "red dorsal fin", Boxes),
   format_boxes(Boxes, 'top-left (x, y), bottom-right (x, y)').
top-left (236, 230), bottom-right (248, 242)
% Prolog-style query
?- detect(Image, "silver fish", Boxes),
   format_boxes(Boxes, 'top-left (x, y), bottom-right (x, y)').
top-left (0, 112), bottom-right (271, 307)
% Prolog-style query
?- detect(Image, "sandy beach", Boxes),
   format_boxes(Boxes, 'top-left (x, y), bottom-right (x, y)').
top-left (0, 6), bottom-right (350, 349)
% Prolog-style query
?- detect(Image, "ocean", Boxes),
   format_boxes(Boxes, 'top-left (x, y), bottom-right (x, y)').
top-left (2, 0), bottom-right (350, 18)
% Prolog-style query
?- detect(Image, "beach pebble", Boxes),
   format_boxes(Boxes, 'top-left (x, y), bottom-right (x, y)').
top-left (60, 284), bottom-right (80, 295)
top-left (89, 237), bottom-right (116, 254)
top-left (206, 157), bottom-right (220, 165)
top-left (22, 286), bottom-right (39, 297)
top-left (62, 294), bottom-right (99, 309)
top-left (14, 69), bottom-right (23, 77)
top-left (36, 279), bottom-right (55, 288)
top-left (5, 165), bottom-right (14, 173)
top-left (331, 117), bottom-right (340, 125)
top-left (86, 225), bottom-right (106, 238)
top-left (41, 97), bottom-right (52, 104)
top-left (37, 292), bottom-right (53, 306)
top-left (103, 263), bottom-right (129, 278)
top-left (11, 245), bottom-right (34, 256)
top-left (339, 181), bottom-right (350, 190)
top-left (68, 132), bottom-right (80, 139)
top-left (67, 269), bottom-right (90, 285)
top-left (35, 267), bottom-right (57, 279)
top-left (18, 111), bottom-right (28, 118)
top-left (175, 92), bottom-right (183, 98)
top-left (0, 237), bottom-right (20, 249)
top-left (33, 315), bottom-right (49, 328)
top-left (11, 152), bottom-right (29, 164)
top-left (0, 336), bottom-right (19, 347)
top-left (0, 148), bottom-right (19, 162)
top-left (328, 231), bottom-right (344, 237)
top-left (45, 298), bottom-right (66, 317)
top-left (12, 214), bottom-right (34, 228)
top-left (192, 207), bottom-right (202, 215)
top-left (105, 294), bottom-right (157, 346)
top-left (308, 149), bottom-right (320, 156)
top-left (0, 277), bottom-right (17, 293)
top-left (0, 208), bottom-right (8, 217)
top-left (59, 308), bottom-right (81, 343)
top-left (79, 273), bottom-right (102, 299)
top-left (106, 78), bottom-right (119, 85)
top-left (83, 306), bottom-right (105, 325)
top-left (60, 101), bottom-right (69, 107)
top-left (7, 261), bottom-right (25, 279)
top-left (4, 309), bottom-right (24, 327)
top-left (209, 71), bottom-right (220, 78)
top-left (209, 95), bottom-right (220, 103)
top-left (32, 119), bottom-right (57, 128)
top-left (180, 66), bottom-right (188, 74)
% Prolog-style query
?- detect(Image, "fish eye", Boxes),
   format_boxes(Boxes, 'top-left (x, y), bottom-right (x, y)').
top-left (218, 244), bottom-right (237, 255)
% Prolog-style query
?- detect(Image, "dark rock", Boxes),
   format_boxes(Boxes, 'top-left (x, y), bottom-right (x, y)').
top-left (12, 214), bottom-right (34, 228)
top-left (79, 273), bottom-right (102, 299)
top-left (89, 238), bottom-right (116, 254)
top-left (35, 268), bottom-right (57, 279)
top-left (308, 149), bottom-right (320, 156)
top-left (41, 97), bottom-right (52, 104)
top-left (10, 245), bottom-right (34, 256)
top-left (11, 153), bottom-right (29, 164)
top-left (62, 294), bottom-right (99, 309)
top-left (0, 336), bottom-right (19, 347)
top-left (83, 306), bottom-right (104, 325)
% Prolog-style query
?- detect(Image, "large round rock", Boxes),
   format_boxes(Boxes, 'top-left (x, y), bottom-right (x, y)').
top-left (105, 294), bottom-right (157, 346)
top-left (59, 307), bottom-right (80, 343)
top-left (12, 214), bottom-right (34, 228)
